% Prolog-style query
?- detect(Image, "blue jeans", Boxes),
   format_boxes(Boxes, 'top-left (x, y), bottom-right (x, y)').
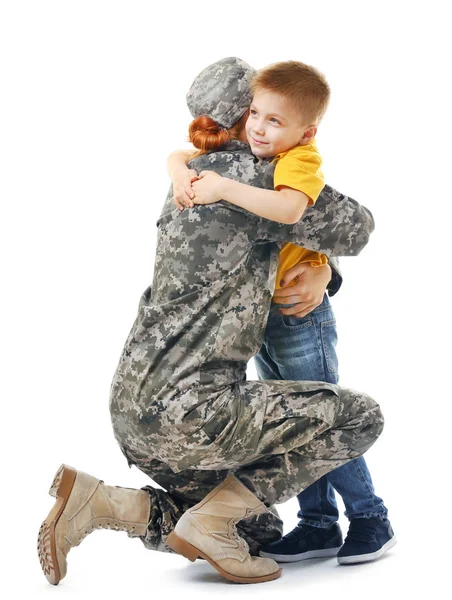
top-left (254, 294), bottom-right (388, 527)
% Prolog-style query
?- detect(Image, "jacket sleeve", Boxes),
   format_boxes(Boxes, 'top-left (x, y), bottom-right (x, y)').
top-left (251, 184), bottom-right (375, 258)
top-left (326, 256), bottom-right (342, 297)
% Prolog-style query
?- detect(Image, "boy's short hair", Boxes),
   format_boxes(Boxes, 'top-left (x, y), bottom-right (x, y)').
top-left (251, 61), bottom-right (330, 125)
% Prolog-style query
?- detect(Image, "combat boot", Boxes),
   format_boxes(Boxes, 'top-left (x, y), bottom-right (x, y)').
top-left (38, 464), bottom-right (150, 585)
top-left (167, 474), bottom-right (282, 584)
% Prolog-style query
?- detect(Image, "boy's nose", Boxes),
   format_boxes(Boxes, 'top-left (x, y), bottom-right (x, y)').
top-left (253, 122), bottom-right (265, 136)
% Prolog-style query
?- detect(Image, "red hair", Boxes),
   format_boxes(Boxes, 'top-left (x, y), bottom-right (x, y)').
top-left (188, 112), bottom-right (248, 156)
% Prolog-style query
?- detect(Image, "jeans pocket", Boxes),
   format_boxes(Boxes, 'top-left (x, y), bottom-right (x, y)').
top-left (277, 294), bottom-right (333, 330)
top-left (321, 319), bottom-right (339, 374)
top-left (280, 314), bottom-right (313, 330)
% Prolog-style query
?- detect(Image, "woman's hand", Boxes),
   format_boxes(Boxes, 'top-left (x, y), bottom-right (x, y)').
top-left (191, 171), bottom-right (225, 205)
top-left (272, 262), bottom-right (332, 318)
top-left (172, 170), bottom-right (199, 211)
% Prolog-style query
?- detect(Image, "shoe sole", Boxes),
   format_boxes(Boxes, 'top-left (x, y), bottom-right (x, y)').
top-left (259, 546), bottom-right (342, 563)
top-left (37, 464), bottom-right (77, 585)
top-left (337, 536), bottom-right (397, 564)
top-left (167, 531), bottom-right (282, 584)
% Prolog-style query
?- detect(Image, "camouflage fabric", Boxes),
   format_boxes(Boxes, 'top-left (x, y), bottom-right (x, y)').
top-left (186, 57), bottom-right (255, 128)
top-left (109, 140), bottom-right (383, 553)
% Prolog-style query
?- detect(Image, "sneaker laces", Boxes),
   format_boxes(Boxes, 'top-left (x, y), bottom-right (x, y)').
top-left (283, 524), bottom-right (316, 541)
top-left (344, 520), bottom-right (378, 543)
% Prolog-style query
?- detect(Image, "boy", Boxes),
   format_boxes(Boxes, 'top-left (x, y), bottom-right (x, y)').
top-left (168, 60), bottom-right (395, 565)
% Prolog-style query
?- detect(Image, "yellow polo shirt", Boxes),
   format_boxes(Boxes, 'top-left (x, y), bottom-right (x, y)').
top-left (273, 141), bottom-right (328, 291)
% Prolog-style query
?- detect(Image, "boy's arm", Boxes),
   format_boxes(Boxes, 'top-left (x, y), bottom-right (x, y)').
top-left (192, 170), bottom-right (310, 224)
top-left (222, 180), bottom-right (310, 224)
top-left (167, 149), bottom-right (198, 210)
top-left (167, 149), bottom-right (196, 178)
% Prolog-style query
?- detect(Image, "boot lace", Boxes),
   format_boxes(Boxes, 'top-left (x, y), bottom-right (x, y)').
top-left (231, 521), bottom-right (249, 552)
top-left (81, 522), bottom-right (136, 540)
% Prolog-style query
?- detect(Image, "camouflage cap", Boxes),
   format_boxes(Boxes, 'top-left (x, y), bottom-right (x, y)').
top-left (186, 57), bottom-right (256, 129)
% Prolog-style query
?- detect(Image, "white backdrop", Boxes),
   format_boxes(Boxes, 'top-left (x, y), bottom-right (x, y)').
top-left (1, 1), bottom-right (451, 598)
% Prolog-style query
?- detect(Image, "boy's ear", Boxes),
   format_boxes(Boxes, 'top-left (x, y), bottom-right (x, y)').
top-left (299, 125), bottom-right (317, 145)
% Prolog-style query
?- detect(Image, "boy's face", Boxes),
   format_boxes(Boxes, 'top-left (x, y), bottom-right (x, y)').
top-left (246, 89), bottom-right (312, 158)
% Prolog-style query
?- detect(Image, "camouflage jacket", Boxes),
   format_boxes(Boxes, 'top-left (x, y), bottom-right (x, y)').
top-left (109, 140), bottom-right (374, 445)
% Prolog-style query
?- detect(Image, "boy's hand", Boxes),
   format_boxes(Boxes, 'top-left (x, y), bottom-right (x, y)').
top-left (272, 262), bottom-right (332, 318)
top-left (173, 170), bottom-right (199, 211)
top-left (191, 171), bottom-right (225, 205)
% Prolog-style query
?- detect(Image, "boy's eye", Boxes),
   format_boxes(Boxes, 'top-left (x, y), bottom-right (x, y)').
top-left (270, 118), bottom-right (280, 125)
top-left (250, 109), bottom-right (257, 116)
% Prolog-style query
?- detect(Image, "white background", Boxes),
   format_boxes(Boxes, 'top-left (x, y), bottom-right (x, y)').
top-left (1, 1), bottom-right (451, 598)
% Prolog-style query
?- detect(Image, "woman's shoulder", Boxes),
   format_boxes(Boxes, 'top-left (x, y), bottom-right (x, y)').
top-left (188, 142), bottom-right (275, 188)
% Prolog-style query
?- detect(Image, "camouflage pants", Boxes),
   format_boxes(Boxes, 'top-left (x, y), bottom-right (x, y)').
top-left (114, 380), bottom-right (384, 554)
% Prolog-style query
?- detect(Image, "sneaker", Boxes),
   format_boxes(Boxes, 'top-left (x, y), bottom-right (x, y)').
top-left (259, 523), bottom-right (343, 563)
top-left (337, 517), bottom-right (397, 564)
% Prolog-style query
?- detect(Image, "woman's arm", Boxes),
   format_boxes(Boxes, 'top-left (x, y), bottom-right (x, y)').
top-left (249, 185), bottom-right (375, 258)
top-left (187, 150), bottom-right (374, 259)
top-left (191, 170), bottom-right (309, 225)
top-left (325, 257), bottom-right (342, 296)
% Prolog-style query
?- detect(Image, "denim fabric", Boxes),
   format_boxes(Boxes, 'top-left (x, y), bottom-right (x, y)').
top-left (254, 293), bottom-right (388, 527)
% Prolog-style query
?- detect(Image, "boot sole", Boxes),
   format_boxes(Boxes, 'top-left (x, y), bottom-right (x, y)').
top-left (167, 531), bottom-right (282, 584)
top-left (37, 464), bottom-right (77, 585)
